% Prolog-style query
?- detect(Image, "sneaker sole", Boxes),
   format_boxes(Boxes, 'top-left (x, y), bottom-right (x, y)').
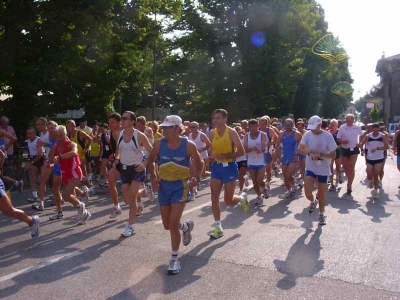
top-left (210, 233), bottom-right (224, 240)
top-left (183, 222), bottom-right (194, 246)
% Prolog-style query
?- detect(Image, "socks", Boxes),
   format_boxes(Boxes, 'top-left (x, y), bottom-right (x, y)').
top-left (171, 251), bottom-right (178, 261)
top-left (215, 220), bottom-right (222, 230)
top-left (32, 191), bottom-right (38, 198)
top-left (180, 222), bottom-right (188, 232)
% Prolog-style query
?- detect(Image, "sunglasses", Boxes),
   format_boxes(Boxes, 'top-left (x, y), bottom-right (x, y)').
top-left (162, 125), bottom-right (175, 130)
top-left (285, 124), bottom-right (293, 127)
top-left (121, 117), bottom-right (131, 121)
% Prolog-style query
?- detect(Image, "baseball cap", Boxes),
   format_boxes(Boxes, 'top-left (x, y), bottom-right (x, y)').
top-left (307, 115), bottom-right (322, 130)
top-left (160, 115), bottom-right (182, 127)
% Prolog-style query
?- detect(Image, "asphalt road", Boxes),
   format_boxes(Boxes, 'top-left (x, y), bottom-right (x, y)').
top-left (1, 156), bottom-right (400, 300)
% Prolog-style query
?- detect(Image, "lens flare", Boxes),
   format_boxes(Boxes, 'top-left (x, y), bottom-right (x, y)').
top-left (251, 31), bottom-right (266, 47)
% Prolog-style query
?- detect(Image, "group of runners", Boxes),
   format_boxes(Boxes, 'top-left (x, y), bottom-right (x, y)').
top-left (1, 109), bottom-right (400, 275)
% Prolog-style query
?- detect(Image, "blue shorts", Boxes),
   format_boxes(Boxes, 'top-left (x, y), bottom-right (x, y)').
top-left (248, 164), bottom-right (266, 170)
top-left (264, 153), bottom-right (272, 164)
top-left (53, 164), bottom-right (61, 176)
top-left (397, 156), bottom-right (400, 165)
top-left (211, 162), bottom-right (238, 184)
top-left (305, 170), bottom-right (328, 184)
top-left (299, 154), bottom-right (306, 161)
top-left (158, 179), bottom-right (189, 206)
top-left (282, 154), bottom-right (296, 165)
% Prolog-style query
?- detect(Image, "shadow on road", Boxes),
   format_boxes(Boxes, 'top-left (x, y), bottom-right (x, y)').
top-left (274, 227), bottom-right (323, 290)
top-left (358, 189), bottom-right (392, 223)
top-left (107, 234), bottom-right (241, 300)
top-left (328, 193), bottom-right (361, 214)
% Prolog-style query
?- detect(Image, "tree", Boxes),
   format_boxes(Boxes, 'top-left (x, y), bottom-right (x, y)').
top-left (369, 102), bottom-right (380, 122)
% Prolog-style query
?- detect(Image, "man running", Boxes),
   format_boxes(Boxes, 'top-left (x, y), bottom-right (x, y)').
top-left (114, 111), bottom-right (153, 237)
top-left (337, 114), bottom-right (363, 194)
top-left (188, 121), bottom-right (211, 200)
top-left (361, 123), bottom-right (389, 198)
top-left (209, 109), bottom-right (248, 239)
top-left (50, 125), bottom-right (91, 225)
top-left (107, 113), bottom-right (123, 218)
top-left (275, 118), bottom-right (302, 198)
top-left (148, 115), bottom-right (203, 274)
top-left (297, 116), bottom-right (337, 226)
top-left (244, 119), bottom-right (268, 206)
top-left (26, 128), bottom-right (44, 203)
top-left (329, 119), bottom-right (343, 191)
top-left (393, 122), bottom-right (400, 188)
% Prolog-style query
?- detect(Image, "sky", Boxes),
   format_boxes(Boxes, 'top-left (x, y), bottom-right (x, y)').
top-left (317, 0), bottom-right (400, 101)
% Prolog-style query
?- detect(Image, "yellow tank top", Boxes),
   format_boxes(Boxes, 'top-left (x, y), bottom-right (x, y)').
top-left (212, 125), bottom-right (234, 163)
top-left (91, 140), bottom-right (101, 156)
top-left (70, 132), bottom-right (84, 158)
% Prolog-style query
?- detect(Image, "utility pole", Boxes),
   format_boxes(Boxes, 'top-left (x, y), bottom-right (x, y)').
top-left (152, 12), bottom-right (157, 121)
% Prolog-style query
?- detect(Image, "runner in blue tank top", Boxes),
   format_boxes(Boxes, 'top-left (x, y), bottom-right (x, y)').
top-left (275, 118), bottom-right (302, 198)
top-left (148, 115), bottom-right (203, 275)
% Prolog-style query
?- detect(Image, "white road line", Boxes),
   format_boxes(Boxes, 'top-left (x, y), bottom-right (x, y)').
top-left (154, 184), bottom-right (256, 225)
top-left (0, 250), bottom-right (82, 283)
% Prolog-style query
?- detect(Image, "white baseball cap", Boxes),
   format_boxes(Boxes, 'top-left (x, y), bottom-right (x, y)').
top-left (307, 115), bottom-right (322, 130)
top-left (160, 115), bottom-right (182, 127)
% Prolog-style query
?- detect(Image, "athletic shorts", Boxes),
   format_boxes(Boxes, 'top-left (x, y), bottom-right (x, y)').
top-left (0, 179), bottom-right (6, 197)
top-left (91, 157), bottom-right (99, 165)
top-left (117, 163), bottom-right (145, 185)
top-left (335, 148), bottom-right (343, 159)
top-left (299, 154), bottom-right (306, 161)
top-left (248, 164), bottom-right (266, 170)
top-left (282, 154), bottom-right (297, 165)
top-left (102, 150), bottom-right (112, 160)
top-left (61, 167), bottom-right (83, 185)
top-left (30, 156), bottom-right (44, 169)
top-left (305, 170), bottom-right (328, 184)
top-left (53, 164), bottom-right (61, 176)
top-left (158, 179), bottom-right (189, 206)
top-left (342, 147), bottom-right (360, 158)
top-left (237, 160), bottom-right (247, 170)
top-left (366, 158), bottom-right (385, 166)
top-left (211, 162), bottom-right (238, 184)
top-left (264, 153), bottom-right (273, 164)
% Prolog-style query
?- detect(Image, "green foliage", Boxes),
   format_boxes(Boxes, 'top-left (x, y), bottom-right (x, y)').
top-left (369, 102), bottom-right (380, 122)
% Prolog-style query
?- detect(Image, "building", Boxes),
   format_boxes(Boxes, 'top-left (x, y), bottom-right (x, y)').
top-left (376, 53), bottom-right (400, 124)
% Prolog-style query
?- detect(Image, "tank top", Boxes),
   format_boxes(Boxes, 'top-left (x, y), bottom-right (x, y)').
top-left (236, 136), bottom-right (247, 162)
top-left (40, 131), bottom-right (51, 158)
top-left (28, 137), bottom-right (41, 157)
top-left (366, 133), bottom-right (384, 161)
top-left (247, 131), bottom-right (265, 166)
top-left (282, 131), bottom-right (297, 157)
top-left (110, 131), bottom-right (118, 154)
top-left (101, 133), bottom-right (111, 153)
top-left (118, 129), bottom-right (143, 166)
top-left (211, 125), bottom-right (234, 163)
top-left (331, 130), bottom-right (340, 146)
top-left (91, 138), bottom-right (101, 156)
top-left (189, 132), bottom-right (208, 159)
top-left (158, 138), bottom-right (190, 182)
top-left (54, 139), bottom-right (81, 171)
top-left (69, 131), bottom-right (86, 154)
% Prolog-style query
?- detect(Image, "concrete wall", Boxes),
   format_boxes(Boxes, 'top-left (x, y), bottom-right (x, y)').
top-left (390, 71), bottom-right (400, 122)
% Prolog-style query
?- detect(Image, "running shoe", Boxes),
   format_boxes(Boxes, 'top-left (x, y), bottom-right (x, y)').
top-left (210, 226), bottom-right (224, 239)
top-left (121, 224), bottom-right (134, 237)
top-left (81, 190), bottom-right (90, 203)
top-left (32, 202), bottom-right (44, 211)
top-left (187, 192), bottom-right (195, 202)
top-left (167, 259), bottom-right (181, 275)
top-left (378, 181), bottom-right (382, 189)
top-left (244, 174), bottom-right (250, 187)
top-left (109, 206), bottom-right (122, 219)
top-left (239, 192), bottom-right (249, 212)
top-left (372, 190), bottom-right (379, 199)
top-left (193, 186), bottom-right (198, 195)
top-left (182, 220), bottom-right (194, 246)
top-left (136, 205), bottom-right (144, 216)
top-left (49, 211), bottom-right (64, 220)
top-left (145, 183), bottom-right (154, 200)
top-left (77, 202), bottom-right (86, 220)
top-left (285, 191), bottom-right (292, 199)
top-left (262, 188), bottom-right (270, 199)
top-left (338, 178), bottom-right (343, 184)
top-left (347, 187), bottom-right (352, 194)
top-left (369, 180), bottom-right (374, 189)
top-left (309, 200), bottom-right (317, 214)
top-left (31, 215), bottom-right (40, 239)
top-left (27, 197), bottom-right (38, 203)
top-left (17, 180), bottom-right (24, 193)
top-left (255, 196), bottom-right (264, 206)
top-left (79, 210), bottom-right (91, 225)
top-left (329, 184), bottom-right (336, 192)
top-left (298, 179), bottom-right (304, 188)
top-left (197, 183), bottom-right (201, 191)
top-left (318, 213), bottom-right (326, 225)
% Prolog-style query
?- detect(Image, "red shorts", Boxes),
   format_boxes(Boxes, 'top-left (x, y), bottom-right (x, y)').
top-left (61, 167), bottom-right (83, 185)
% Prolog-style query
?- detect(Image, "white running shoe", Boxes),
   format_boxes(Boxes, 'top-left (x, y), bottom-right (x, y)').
top-left (372, 189), bottom-right (379, 199)
top-left (109, 206), bottom-right (122, 219)
top-left (187, 192), bottom-right (195, 202)
top-left (167, 259), bottom-right (181, 275)
top-left (30, 215), bottom-right (40, 239)
top-left (378, 181), bottom-right (382, 189)
top-left (79, 210), bottom-right (91, 225)
top-left (182, 220), bottom-right (194, 246)
top-left (318, 213), bottom-right (326, 225)
top-left (121, 224), bottom-right (134, 237)
top-left (77, 202), bottom-right (86, 220)
top-left (244, 175), bottom-right (250, 187)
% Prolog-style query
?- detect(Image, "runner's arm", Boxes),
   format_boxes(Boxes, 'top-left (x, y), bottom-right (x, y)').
top-left (200, 133), bottom-right (211, 152)
top-left (147, 139), bottom-right (161, 179)
top-left (228, 128), bottom-right (245, 159)
top-left (243, 133), bottom-right (251, 153)
top-left (381, 135), bottom-right (389, 151)
top-left (275, 132), bottom-right (283, 151)
top-left (58, 142), bottom-right (78, 159)
top-left (138, 131), bottom-right (153, 168)
top-left (0, 128), bottom-right (16, 149)
top-left (187, 141), bottom-right (204, 179)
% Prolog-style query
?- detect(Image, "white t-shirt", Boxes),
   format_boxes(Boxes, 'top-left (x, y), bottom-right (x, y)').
top-left (300, 131), bottom-right (337, 176)
top-left (337, 124), bottom-right (363, 150)
top-left (40, 131), bottom-right (50, 158)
